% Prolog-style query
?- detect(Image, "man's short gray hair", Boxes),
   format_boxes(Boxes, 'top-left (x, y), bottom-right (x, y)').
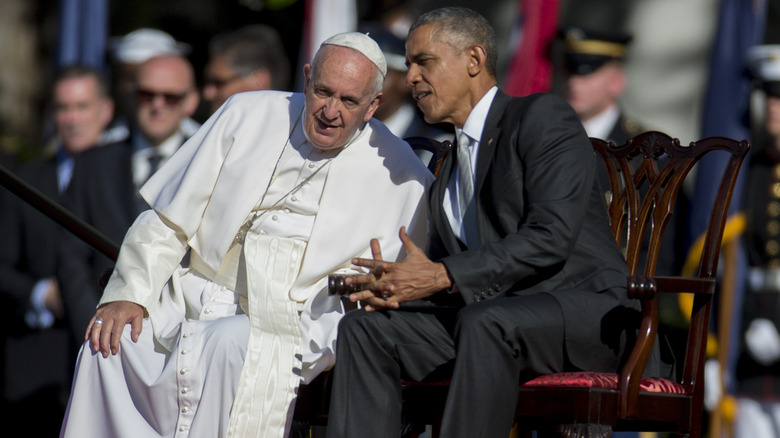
top-left (410, 7), bottom-right (498, 78)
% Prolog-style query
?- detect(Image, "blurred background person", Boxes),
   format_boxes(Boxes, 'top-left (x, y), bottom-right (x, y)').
top-left (57, 54), bottom-right (199, 354)
top-left (733, 44), bottom-right (780, 438)
top-left (559, 26), bottom-right (646, 144)
top-left (358, 22), bottom-right (450, 140)
top-left (0, 64), bottom-right (113, 436)
top-left (202, 24), bottom-right (290, 115)
top-left (357, 21), bottom-right (451, 168)
top-left (105, 28), bottom-right (198, 142)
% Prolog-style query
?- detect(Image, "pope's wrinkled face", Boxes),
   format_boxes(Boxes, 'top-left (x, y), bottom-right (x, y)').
top-left (405, 24), bottom-right (474, 128)
top-left (303, 45), bottom-right (383, 150)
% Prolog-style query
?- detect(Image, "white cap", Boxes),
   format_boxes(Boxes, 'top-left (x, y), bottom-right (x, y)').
top-left (748, 45), bottom-right (780, 82)
top-left (109, 28), bottom-right (191, 64)
top-left (321, 32), bottom-right (387, 77)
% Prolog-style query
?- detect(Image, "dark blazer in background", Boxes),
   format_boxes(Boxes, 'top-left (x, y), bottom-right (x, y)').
top-left (0, 157), bottom-right (71, 436)
top-left (57, 140), bottom-right (144, 351)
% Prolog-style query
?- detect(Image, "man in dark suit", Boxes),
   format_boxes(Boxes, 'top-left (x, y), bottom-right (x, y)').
top-left (58, 54), bottom-right (199, 352)
top-left (0, 65), bottom-right (114, 436)
top-left (326, 7), bottom-right (643, 438)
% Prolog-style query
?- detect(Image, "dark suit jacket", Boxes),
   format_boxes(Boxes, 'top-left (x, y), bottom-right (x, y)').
top-left (57, 140), bottom-right (143, 348)
top-left (428, 91), bottom-right (638, 372)
top-left (0, 156), bottom-right (70, 432)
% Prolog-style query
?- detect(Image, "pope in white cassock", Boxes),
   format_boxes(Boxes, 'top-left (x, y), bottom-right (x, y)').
top-left (60, 32), bottom-right (434, 438)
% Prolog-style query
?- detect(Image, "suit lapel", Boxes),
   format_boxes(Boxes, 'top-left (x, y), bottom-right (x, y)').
top-left (475, 91), bottom-right (511, 191)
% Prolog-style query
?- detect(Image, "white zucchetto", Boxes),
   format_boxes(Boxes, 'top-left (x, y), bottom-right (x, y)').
top-left (321, 32), bottom-right (387, 78)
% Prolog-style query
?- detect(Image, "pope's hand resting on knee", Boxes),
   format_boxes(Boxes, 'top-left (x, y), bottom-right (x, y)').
top-left (87, 300), bottom-right (145, 358)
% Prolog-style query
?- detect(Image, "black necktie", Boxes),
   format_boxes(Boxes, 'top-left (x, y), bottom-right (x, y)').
top-left (146, 151), bottom-right (163, 183)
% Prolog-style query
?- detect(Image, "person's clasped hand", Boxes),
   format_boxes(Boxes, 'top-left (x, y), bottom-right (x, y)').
top-left (347, 227), bottom-right (452, 311)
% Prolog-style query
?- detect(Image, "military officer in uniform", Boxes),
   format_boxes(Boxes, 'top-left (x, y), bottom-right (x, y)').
top-left (734, 44), bottom-right (780, 438)
top-left (559, 27), bottom-right (645, 144)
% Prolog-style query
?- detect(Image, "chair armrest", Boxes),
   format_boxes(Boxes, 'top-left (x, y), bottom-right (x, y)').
top-left (328, 273), bottom-right (365, 296)
top-left (627, 275), bottom-right (715, 299)
top-left (619, 275), bottom-right (715, 418)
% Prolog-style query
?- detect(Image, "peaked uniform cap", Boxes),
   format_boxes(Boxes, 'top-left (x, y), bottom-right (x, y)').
top-left (748, 45), bottom-right (780, 97)
top-left (560, 27), bottom-right (632, 76)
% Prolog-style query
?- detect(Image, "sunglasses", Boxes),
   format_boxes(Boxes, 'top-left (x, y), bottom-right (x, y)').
top-left (204, 74), bottom-right (244, 88)
top-left (135, 88), bottom-right (190, 106)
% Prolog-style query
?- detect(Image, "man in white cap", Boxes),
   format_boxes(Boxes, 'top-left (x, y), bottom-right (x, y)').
top-left (105, 28), bottom-right (199, 142)
top-left (59, 32), bottom-right (433, 438)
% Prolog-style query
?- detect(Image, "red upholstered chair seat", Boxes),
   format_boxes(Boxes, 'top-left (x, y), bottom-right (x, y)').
top-left (523, 372), bottom-right (686, 394)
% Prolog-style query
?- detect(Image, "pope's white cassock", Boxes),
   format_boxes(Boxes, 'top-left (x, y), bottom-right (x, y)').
top-left (60, 91), bottom-right (434, 438)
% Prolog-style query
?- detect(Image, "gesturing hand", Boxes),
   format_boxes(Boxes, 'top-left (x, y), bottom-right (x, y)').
top-left (348, 227), bottom-right (452, 311)
top-left (86, 301), bottom-right (145, 358)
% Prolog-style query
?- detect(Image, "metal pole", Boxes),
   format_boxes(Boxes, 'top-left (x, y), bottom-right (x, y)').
top-left (0, 163), bottom-right (119, 261)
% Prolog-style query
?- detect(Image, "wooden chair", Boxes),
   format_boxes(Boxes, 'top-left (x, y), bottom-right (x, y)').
top-left (511, 131), bottom-right (750, 437)
top-left (392, 131), bottom-right (750, 438)
top-left (405, 135), bottom-right (452, 177)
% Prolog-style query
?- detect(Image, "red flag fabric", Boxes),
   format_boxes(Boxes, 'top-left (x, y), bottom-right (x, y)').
top-left (503, 0), bottom-right (559, 96)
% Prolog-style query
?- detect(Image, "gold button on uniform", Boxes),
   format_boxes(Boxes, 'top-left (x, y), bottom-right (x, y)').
top-left (773, 182), bottom-right (780, 198)
top-left (769, 220), bottom-right (780, 236)
top-left (768, 201), bottom-right (780, 217)
top-left (767, 241), bottom-right (779, 256)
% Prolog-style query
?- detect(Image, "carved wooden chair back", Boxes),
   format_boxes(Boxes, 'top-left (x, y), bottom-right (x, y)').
top-left (513, 131), bottom-right (750, 437)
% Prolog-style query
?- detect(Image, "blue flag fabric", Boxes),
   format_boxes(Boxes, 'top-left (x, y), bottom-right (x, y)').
top-left (56, 0), bottom-right (108, 70)
top-left (692, 0), bottom-right (766, 394)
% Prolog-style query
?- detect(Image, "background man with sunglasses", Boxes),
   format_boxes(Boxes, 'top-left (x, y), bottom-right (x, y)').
top-left (57, 54), bottom-right (200, 355)
top-left (202, 24), bottom-right (290, 115)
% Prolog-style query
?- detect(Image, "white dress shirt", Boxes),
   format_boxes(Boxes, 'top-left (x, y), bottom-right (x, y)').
top-left (443, 86), bottom-right (498, 246)
top-left (582, 104), bottom-right (620, 140)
